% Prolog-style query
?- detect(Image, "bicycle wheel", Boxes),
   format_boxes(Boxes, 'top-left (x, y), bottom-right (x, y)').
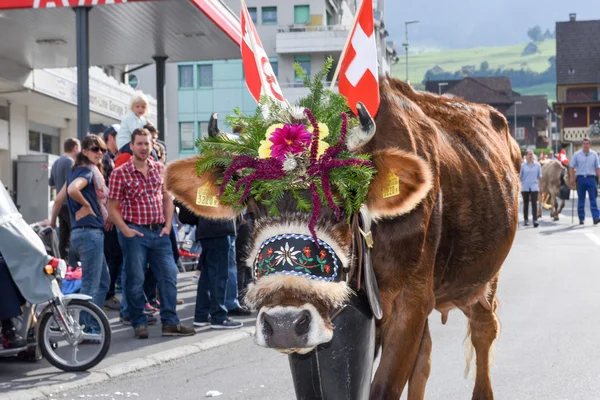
top-left (38, 299), bottom-right (111, 372)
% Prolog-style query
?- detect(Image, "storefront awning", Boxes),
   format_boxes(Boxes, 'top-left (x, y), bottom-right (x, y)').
top-left (0, 0), bottom-right (242, 69)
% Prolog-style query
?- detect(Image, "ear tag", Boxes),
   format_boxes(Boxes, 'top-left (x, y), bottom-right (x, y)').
top-left (196, 184), bottom-right (219, 207)
top-left (382, 171), bottom-right (400, 199)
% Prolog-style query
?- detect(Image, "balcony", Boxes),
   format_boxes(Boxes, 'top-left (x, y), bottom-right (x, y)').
top-left (563, 127), bottom-right (594, 142)
top-left (276, 25), bottom-right (349, 54)
top-left (280, 81), bottom-right (339, 104)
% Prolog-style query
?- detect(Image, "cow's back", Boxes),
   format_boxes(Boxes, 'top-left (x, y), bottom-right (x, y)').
top-left (375, 78), bottom-right (520, 303)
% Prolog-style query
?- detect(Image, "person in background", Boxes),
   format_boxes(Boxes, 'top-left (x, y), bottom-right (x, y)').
top-left (49, 138), bottom-right (81, 261)
top-left (108, 128), bottom-right (195, 339)
top-left (520, 150), bottom-right (542, 228)
top-left (101, 125), bottom-right (122, 311)
top-left (116, 94), bottom-right (149, 153)
top-left (47, 135), bottom-right (111, 335)
top-left (193, 215), bottom-right (250, 330)
top-left (569, 137), bottom-right (600, 225)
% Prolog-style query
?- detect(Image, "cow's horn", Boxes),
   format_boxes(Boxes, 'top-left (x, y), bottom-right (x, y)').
top-left (208, 112), bottom-right (220, 138)
top-left (347, 102), bottom-right (376, 152)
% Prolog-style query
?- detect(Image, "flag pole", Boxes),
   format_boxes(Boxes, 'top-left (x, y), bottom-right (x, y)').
top-left (329, 3), bottom-right (364, 91)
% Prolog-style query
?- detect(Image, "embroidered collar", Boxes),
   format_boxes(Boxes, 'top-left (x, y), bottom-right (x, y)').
top-left (253, 234), bottom-right (341, 282)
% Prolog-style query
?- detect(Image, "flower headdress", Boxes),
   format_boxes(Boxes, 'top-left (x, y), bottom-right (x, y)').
top-left (195, 58), bottom-right (377, 240)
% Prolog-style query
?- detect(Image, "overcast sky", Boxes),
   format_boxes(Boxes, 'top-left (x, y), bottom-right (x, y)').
top-left (385, 0), bottom-right (600, 50)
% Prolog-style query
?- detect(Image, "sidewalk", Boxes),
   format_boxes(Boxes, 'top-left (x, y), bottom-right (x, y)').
top-left (0, 272), bottom-right (256, 400)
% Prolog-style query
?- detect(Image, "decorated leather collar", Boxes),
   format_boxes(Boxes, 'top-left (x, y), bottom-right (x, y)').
top-left (254, 234), bottom-right (341, 282)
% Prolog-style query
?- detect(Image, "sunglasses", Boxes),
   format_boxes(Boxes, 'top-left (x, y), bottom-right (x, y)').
top-left (89, 146), bottom-right (107, 154)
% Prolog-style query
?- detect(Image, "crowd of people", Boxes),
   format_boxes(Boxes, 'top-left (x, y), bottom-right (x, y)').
top-left (519, 138), bottom-right (600, 227)
top-left (42, 94), bottom-right (252, 341)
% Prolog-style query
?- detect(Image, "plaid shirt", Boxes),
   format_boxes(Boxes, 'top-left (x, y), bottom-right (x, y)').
top-left (108, 158), bottom-right (166, 225)
top-left (102, 150), bottom-right (116, 185)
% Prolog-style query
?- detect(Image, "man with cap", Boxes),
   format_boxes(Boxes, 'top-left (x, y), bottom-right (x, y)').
top-left (102, 125), bottom-right (123, 310)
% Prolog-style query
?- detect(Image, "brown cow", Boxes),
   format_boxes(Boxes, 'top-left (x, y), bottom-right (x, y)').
top-left (165, 77), bottom-right (521, 400)
top-left (538, 159), bottom-right (572, 220)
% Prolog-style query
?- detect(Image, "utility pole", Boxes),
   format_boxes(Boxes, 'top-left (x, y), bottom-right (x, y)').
top-left (514, 100), bottom-right (523, 140)
top-left (402, 20), bottom-right (419, 83)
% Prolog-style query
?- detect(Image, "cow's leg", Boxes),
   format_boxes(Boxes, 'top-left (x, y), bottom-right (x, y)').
top-left (468, 277), bottom-right (499, 400)
top-left (407, 320), bottom-right (432, 400)
top-left (557, 199), bottom-right (566, 215)
top-left (370, 291), bottom-right (433, 400)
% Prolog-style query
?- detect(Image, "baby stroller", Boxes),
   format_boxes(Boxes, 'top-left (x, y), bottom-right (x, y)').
top-left (177, 226), bottom-right (200, 273)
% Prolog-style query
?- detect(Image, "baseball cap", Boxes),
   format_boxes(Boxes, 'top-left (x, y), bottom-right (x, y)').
top-left (103, 124), bottom-right (120, 141)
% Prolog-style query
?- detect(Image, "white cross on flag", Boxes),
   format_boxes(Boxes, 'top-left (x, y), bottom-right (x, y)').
top-left (337, 0), bottom-right (380, 117)
top-left (240, 0), bottom-right (286, 105)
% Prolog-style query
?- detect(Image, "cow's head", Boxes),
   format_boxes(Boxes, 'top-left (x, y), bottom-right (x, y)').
top-left (166, 103), bottom-right (433, 354)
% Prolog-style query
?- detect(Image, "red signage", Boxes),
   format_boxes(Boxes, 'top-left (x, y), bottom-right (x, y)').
top-left (0, 0), bottom-right (139, 9)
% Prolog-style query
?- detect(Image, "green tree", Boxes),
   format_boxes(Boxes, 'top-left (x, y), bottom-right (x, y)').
top-left (527, 26), bottom-right (543, 42)
top-left (480, 61), bottom-right (489, 71)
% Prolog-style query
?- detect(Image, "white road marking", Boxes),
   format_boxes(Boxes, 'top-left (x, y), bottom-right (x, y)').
top-left (585, 232), bottom-right (600, 247)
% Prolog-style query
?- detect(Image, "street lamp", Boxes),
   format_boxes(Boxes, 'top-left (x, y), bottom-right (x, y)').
top-left (402, 20), bottom-right (419, 83)
top-left (513, 100), bottom-right (522, 140)
top-left (438, 82), bottom-right (448, 95)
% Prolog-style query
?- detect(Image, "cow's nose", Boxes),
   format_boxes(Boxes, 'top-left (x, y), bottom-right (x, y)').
top-left (261, 309), bottom-right (312, 348)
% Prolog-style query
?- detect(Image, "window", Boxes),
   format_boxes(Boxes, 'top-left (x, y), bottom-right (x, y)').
top-left (294, 5), bottom-right (310, 24)
top-left (178, 65), bottom-right (193, 89)
top-left (42, 134), bottom-right (59, 155)
top-left (179, 122), bottom-right (195, 151)
top-left (248, 7), bottom-right (257, 23)
top-left (515, 127), bottom-right (525, 140)
top-left (198, 65), bottom-right (213, 88)
top-left (29, 131), bottom-right (40, 152)
top-left (271, 61), bottom-right (278, 79)
top-left (29, 131), bottom-right (59, 155)
top-left (294, 55), bottom-right (311, 81)
top-left (199, 121), bottom-right (210, 140)
top-left (262, 6), bottom-right (277, 24)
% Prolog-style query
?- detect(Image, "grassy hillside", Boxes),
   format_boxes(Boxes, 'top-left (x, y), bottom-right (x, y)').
top-left (392, 40), bottom-right (556, 89)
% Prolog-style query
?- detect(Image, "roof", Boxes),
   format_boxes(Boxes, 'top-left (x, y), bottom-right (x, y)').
top-left (505, 95), bottom-right (549, 118)
top-left (556, 19), bottom-right (600, 85)
top-left (0, 0), bottom-right (242, 69)
top-left (445, 77), bottom-right (513, 105)
top-left (424, 79), bottom-right (461, 94)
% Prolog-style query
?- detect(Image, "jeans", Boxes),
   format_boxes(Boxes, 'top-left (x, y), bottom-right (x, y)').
top-left (119, 224), bottom-right (180, 329)
top-left (225, 236), bottom-right (241, 311)
top-left (577, 176), bottom-right (600, 221)
top-left (70, 228), bottom-right (110, 330)
top-left (195, 236), bottom-right (234, 324)
top-left (521, 191), bottom-right (539, 222)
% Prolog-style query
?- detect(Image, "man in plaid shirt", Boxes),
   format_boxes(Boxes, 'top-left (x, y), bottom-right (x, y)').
top-left (108, 128), bottom-right (195, 339)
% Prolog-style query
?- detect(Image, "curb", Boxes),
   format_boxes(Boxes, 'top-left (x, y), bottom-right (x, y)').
top-left (1, 327), bottom-right (255, 400)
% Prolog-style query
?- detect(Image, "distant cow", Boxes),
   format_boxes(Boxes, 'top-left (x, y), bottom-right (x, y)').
top-left (165, 77), bottom-right (521, 399)
top-left (538, 159), bottom-right (573, 220)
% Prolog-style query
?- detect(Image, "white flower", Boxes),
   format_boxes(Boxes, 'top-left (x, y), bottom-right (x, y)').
top-left (282, 155), bottom-right (298, 172)
top-left (274, 242), bottom-right (301, 266)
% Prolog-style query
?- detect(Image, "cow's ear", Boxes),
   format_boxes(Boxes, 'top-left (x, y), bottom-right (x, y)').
top-left (366, 148), bottom-right (433, 219)
top-left (165, 157), bottom-right (238, 219)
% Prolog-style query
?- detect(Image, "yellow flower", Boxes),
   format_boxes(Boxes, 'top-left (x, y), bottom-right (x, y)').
top-left (258, 139), bottom-right (272, 159)
top-left (307, 122), bottom-right (329, 139)
top-left (316, 141), bottom-right (329, 158)
top-left (266, 123), bottom-right (284, 137)
top-left (258, 124), bottom-right (284, 159)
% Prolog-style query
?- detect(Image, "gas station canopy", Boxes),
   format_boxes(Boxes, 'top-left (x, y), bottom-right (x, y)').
top-left (0, 0), bottom-right (243, 69)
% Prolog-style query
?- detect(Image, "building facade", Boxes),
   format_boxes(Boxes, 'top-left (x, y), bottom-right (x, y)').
top-left (553, 14), bottom-right (600, 151)
top-left (135, 0), bottom-right (396, 159)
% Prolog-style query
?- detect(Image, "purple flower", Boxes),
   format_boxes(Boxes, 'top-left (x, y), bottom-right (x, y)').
top-left (269, 124), bottom-right (312, 161)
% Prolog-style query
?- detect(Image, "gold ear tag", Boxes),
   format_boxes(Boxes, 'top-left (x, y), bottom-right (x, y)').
top-left (382, 171), bottom-right (400, 199)
top-left (196, 184), bottom-right (219, 207)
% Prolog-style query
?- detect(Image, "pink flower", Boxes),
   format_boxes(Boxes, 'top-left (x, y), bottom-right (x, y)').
top-left (269, 124), bottom-right (312, 161)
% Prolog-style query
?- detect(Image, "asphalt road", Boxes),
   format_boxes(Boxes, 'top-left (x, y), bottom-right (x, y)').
top-left (55, 201), bottom-right (600, 400)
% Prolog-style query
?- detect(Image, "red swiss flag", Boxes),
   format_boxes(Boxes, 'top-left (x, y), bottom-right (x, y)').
top-left (337, 0), bottom-right (380, 118)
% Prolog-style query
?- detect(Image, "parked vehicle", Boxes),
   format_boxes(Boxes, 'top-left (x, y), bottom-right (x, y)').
top-left (0, 183), bottom-right (111, 372)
